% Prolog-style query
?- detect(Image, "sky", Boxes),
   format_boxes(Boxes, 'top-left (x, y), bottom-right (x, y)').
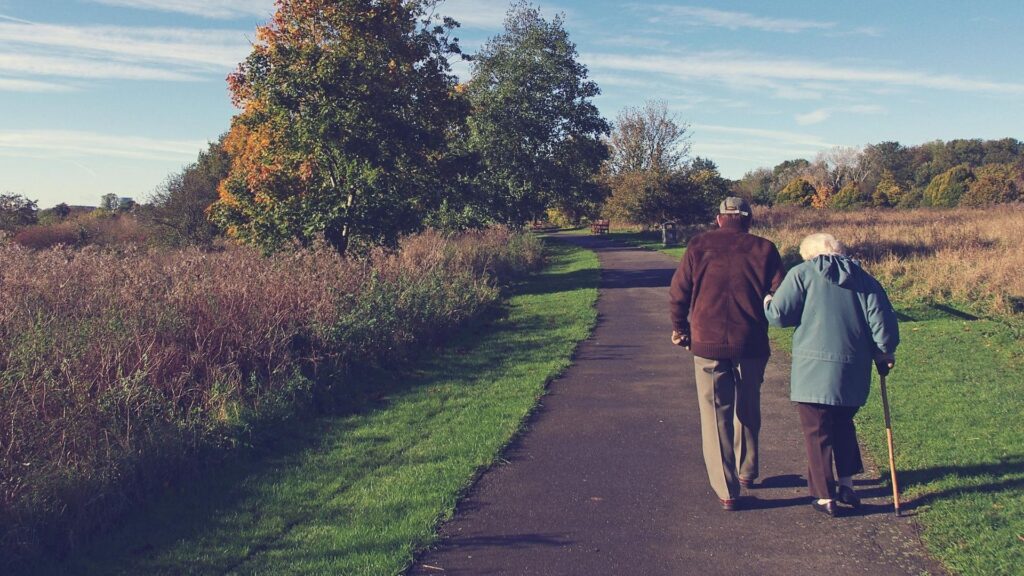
top-left (1, 1), bottom-right (1022, 208)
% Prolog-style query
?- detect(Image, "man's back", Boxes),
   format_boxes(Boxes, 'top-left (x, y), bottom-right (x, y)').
top-left (669, 223), bottom-right (783, 359)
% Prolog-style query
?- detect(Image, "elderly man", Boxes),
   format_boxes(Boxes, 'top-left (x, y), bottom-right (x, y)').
top-left (669, 197), bottom-right (784, 510)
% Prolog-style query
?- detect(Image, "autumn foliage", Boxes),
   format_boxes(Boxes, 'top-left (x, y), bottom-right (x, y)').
top-left (210, 0), bottom-right (468, 254)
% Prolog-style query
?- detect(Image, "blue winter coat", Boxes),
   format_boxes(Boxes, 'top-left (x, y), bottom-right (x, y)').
top-left (764, 255), bottom-right (899, 407)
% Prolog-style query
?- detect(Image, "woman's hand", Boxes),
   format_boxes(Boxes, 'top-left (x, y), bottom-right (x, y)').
top-left (874, 352), bottom-right (896, 376)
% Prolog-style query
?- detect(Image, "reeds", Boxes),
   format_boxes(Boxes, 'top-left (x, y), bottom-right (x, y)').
top-left (753, 205), bottom-right (1024, 314)
top-left (0, 227), bottom-right (543, 559)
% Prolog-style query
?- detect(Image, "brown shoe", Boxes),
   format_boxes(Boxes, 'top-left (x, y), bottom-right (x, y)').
top-left (719, 497), bottom-right (739, 511)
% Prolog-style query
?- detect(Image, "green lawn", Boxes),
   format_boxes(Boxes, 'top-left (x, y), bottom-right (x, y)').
top-left (599, 229), bottom-right (685, 259)
top-left (24, 241), bottom-right (599, 576)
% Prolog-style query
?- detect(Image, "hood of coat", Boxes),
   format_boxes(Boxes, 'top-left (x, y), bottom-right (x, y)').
top-left (811, 254), bottom-right (860, 287)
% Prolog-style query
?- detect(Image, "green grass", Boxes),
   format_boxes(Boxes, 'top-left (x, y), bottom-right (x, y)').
top-left (23, 240), bottom-right (599, 576)
top-left (605, 229), bottom-right (685, 259)
top-left (771, 308), bottom-right (1024, 576)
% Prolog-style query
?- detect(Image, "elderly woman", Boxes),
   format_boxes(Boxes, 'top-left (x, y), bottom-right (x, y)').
top-left (764, 233), bottom-right (899, 517)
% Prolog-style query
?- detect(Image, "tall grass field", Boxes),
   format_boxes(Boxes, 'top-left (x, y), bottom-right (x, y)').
top-left (16, 240), bottom-right (599, 575)
top-left (0, 227), bottom-right (545, 566)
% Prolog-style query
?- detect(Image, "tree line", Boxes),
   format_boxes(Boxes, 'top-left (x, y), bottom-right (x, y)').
top-left (734, 138), bottom-right (1024, 209)
top-left (138, 0), bottom-right (725, 252)
top-left (9, 1), bottom-right (1019, 251)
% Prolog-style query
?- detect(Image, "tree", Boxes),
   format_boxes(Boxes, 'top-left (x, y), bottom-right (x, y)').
top-left (602, 101), bottom-right (695, 226)
top-left (860, 141), bottom-right (911, 200)
top-left (602, 170), bottom-right (668, 225)
top-left (99, 193), bottom-right (120, 212)
top-left (209, 0), bottom-right (468, 254)
top-left (945, 138), bottom-right (985, 167)
top-left (148, 137), bottom-right (231, 246)
top-left (467, 1), bottom-right (610, 225)
top-left (828, 182), bottom-right (865, 211)
top-left (673, 157), bottom-right (727, 223)
top-left (769, 158), bottom-right (810, 198)
top-left (924, 164), bottom-right (974, 207)
top-left (960, 164), bottom-right (1020, 206)
top-left (735, 167), bottom-right (773, 205)
top-left (52, 203), bottom-right (71, 220)
top-left (603, 157), bottom-right (723, 226)
top-left (981, 138), bottom-right (1022, 165)
top-left (0, 193), bottom-right (38, 231)
top-left (871, 170), bottom-right (904, 208)
top-left (606, 101), bottom-right (689, 175)
top-left (775, 178), bottom-right (816, 207)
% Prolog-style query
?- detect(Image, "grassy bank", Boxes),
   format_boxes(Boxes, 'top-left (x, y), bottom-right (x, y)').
top-left (21, 240), bottom-right (599, 575)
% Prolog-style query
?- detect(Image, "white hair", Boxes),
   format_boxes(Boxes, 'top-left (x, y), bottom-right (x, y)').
top-left (799, 233), bottom-right (845, 261)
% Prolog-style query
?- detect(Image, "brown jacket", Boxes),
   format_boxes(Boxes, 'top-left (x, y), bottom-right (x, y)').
top-left (669, 220), bottom-right (783, 359)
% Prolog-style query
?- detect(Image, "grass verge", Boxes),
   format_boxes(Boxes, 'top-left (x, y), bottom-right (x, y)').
top-left (20, 240), bottom-right (599, 576)
top-left (770, 308), bottom-right (1024, 576)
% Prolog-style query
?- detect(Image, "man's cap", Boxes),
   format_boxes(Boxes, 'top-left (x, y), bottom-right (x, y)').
top-left (719, 196), bottom-right (751, 216)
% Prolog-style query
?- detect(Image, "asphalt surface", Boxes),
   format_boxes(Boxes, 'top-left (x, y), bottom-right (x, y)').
top-left (411, 234), bottom-right (942, 576)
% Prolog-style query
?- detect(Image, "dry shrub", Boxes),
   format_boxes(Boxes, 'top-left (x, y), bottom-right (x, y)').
top-left (13, 214), bottom-right (149, 249)
top-left (753, 205), bottom-right (1024, 314)
top-left (0, 226), bottom-right (542, 560)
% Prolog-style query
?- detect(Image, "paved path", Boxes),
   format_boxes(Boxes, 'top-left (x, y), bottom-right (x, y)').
top-left (412, 234), bottom-right (941, 576)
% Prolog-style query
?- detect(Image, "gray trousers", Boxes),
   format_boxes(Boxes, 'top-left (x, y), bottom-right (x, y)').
top-left (693, 355), bottom-right (768, 500)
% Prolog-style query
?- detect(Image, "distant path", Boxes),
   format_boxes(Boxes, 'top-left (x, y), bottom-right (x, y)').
top-left (412, 233), bottom-right (942, 576)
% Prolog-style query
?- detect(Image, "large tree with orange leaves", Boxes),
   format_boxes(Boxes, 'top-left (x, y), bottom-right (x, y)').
top-left (210, 0), bottom-right (468, 254)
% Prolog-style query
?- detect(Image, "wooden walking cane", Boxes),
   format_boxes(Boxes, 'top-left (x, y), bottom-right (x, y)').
top-left (879, 370), bottom-right (901, 516)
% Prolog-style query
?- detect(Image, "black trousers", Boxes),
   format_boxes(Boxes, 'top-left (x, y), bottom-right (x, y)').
top-left (796, 403), bottom-right (864, 500)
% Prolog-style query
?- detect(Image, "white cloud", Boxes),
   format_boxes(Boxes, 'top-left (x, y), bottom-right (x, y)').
top-left (689, 124), bottom-right (840, 174)
top-left (0, 20), bottom-right (253, 87)
top-left (0, 130), bottom-right (206, 161)
top-left (583, 51), bottom-right (1024, 97)
top-left (438, 0), bottom-right (510, 29)
top-left (642, 5), bottom-right (835, 33)
top-left (0, 22), bottom-right (251, 71)
top-left (0, 13), bottom-right (33, 24)
top-left (795, 104), bottom-right (885, 125)
top-left (88, 0), bottom-right (273, 20)
top-left (692, 123), bottom-right (837, 148)
top-left (848, 104), bottom-right (885, 114)
top-left (0, 76), bottom-right (74, 92)
top-left (0, 53), bottom-right (197, 81)
top-left (795, 109), bottom-right (831, 125)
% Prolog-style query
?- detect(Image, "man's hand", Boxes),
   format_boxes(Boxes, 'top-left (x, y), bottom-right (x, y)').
top-left (671, 330), bottom-right (690, 349)
top-left (764, 293), bottom-right (774, 307)
top-left (874, 352), bottom-right (896, 376)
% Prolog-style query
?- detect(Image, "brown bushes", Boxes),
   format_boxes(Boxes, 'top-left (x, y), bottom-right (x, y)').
top-left (753, 206), bottom-right (1024, 314)
top-left (0, 227), bottom-right (543, 559)
top-left (13, 214), bottom-right (150, 249)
